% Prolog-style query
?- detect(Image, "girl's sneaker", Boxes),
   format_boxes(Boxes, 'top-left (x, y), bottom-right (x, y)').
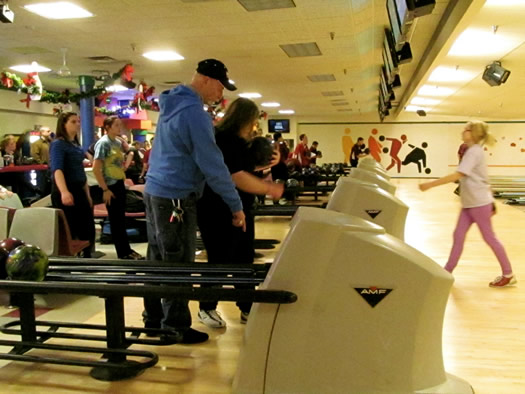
top-left (489, 275), bottom-right (517, 288)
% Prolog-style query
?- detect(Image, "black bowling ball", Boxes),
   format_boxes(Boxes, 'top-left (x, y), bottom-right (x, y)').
top-left (248, 137), bottom-right (275, 167)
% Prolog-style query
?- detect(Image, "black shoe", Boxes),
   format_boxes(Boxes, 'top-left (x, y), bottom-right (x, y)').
top-left (161, 328), bottom-right (209, 344)
top-left (144, 321), bottom-right (161, 337)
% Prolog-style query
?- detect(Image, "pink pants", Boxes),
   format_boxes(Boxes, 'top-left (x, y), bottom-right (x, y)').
top-left (444, 203), bottom-right (512, 275)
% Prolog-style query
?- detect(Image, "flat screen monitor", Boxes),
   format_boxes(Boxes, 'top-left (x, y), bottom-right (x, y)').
top-left (387, 0), bottom-right (415, 50)
top-left (386, 0), bottom-right (402, 48)
top-left (380, 66), bottom-right (395, 102)
top-left (383, 28), bottom-right (399, 72)
top-left (268, 119), bottom-right (290, 133)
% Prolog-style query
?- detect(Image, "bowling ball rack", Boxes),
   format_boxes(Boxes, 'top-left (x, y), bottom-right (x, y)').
top-left (0, 258), bottom-right (297, 381)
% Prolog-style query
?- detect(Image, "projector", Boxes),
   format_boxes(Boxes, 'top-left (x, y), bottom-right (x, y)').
top-left (482, 61), bottom-right (510, 87)
top-left (0, 4), bottom-right (14, 23)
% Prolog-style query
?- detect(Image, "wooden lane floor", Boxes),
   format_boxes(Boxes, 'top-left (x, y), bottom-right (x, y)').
top-left (0, 179), bottom-right (524, 393)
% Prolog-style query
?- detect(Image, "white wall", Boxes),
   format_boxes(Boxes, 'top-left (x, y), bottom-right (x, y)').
top-left (0, 89), bottom-right (69, 137)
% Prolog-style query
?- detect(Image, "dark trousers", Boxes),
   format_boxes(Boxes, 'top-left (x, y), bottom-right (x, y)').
top-left (51, 181), bottom-right (95, 255)
top-left (197, 200), bottom-right (255, 313)
top-left (106, 180), bottom-right (133, 258)
top-left (142, 192), bottom-right (197, 331)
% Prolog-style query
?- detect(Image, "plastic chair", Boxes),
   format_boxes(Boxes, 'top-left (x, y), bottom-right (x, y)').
top-left (9, 207), bottom-right (59, 256)
top-left (56, 209), bottom-right (90, 256)
top-left (0, 193), bottom-right (24, 209)
top-left (8, 207), bottom-right (89, 257)
top-left (0, 207), bottom-right (16, 240)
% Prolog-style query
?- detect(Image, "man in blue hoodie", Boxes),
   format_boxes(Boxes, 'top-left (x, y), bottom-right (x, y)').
top-left (143, 59), bottom-right (245, 344)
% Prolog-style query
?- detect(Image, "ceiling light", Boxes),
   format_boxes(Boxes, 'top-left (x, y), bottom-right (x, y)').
top-left (237, 0), bottom-right (296, 12)
top-left (239, 93), bottom-right (262, 98)
top-left (428, 66), bottom-right (477, 83)
top-left (417, 85), bottom-right (456, 97)
top-left (105, 84), bottom-right (128, 92)
top-left (279, 110), bottom-right (295, 114)
top-left (142, 51), bottom-right (184, 61)
top-left (261, 102), bottom-right (280, 107)
top-left (280, 42), bottom-right (322, 57)
top-left (410, 97), bottom-right (440, 106)
top-left (485, 0), bottom-right (525, 6)
top-left (405, 105), bottom-right (430, 113)
top-left (448, 28), bottom-right (521, 57)
top-left (321, 91), bottom-right (344, 96)
top-left (307, 74), bottom-right (336, 82)
top-left (24, 2), bottom-right (93, 19)
top-left (10, 63), bottom-right (51, 73)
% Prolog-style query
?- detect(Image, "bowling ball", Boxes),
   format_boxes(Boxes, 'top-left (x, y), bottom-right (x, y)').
top-left (0, 237), bottom-right (24, 252)
top-left (0, 247), bottom-right (9, 279)
top-left (6, 245), bottom-right (49, 281)
top-left (248, 137), bottom-right (275, 167)
top-left (286, 178), bottom-right (299, 188)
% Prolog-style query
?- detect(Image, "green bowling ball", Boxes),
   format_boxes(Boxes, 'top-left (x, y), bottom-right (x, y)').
top-left (6, 245), bottom-right (49, 281)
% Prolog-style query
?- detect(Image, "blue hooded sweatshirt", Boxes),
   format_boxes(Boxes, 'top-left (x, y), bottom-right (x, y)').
top-left (145, 85), bottom-right (242, 213)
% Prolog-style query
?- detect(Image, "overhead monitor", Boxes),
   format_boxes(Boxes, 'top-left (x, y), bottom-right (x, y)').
top-left (268, 119), bottom-right (290, 133)
top-left (409, 0), bottom-right (436, 17)
top-left (387, 0), bottom-right (415, 50)
top-left (383, 28), bottom-right (399, 73)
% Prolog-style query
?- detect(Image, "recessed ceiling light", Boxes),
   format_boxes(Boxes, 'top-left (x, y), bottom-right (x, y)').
top-left (142, 51), bottom-right (184, 61)
top-left (448, 28), bottom-right (522, 57)
top-left (321, 91), bottom-right (344, 96)
top-left (485, 0), bottom-right (525, 6)
top-left (410, 97), bottom-right (440, 106)
top-left (280, 42), bottom-right (322, 57)
top-left (279, 109), bottom-right (295, 114)
top-left (105, 84), bottom-right (129, 92)
top-left (261, 102), bottom-right (280, 107)
top-left (10, 62), bottom-right (51, 73)
top-left (239, 93), bottom-right (262, 99)
top-left (24, 2), bottom-right (93, 19)
top-left (428, 66), bottom-right (477, 83)
top-left (417, 85), bottom-right (456, 97)
top-left (307, 74), bottom-right (336, 82)
top-left (405, 105), bottom-right (430, 113)
top-left (238, 0), bottom-right (296, 12)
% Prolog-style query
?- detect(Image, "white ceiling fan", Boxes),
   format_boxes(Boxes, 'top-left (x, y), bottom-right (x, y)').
top-left (57, 47), bottom-right (71, 77)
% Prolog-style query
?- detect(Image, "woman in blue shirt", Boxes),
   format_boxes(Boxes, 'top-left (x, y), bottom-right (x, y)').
top-left (50, 112), bottom-right (95, 257)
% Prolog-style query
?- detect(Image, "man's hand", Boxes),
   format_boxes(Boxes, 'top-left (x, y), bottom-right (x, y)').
top-left (232, 210), bottom-right (246, 232)
top-left (267, 182), bottom-right (284, 200)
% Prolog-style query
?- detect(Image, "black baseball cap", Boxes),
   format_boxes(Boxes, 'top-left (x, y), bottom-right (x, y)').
top-left (196, 59), bottom-right (237, 91)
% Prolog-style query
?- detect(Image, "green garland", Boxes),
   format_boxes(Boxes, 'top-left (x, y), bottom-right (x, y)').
top-left (1, 64), bottom-right (132, 105)
top-left (40, 88), bottom-right (107, 104)
top-left (0, 71), bottom-right (41, 95)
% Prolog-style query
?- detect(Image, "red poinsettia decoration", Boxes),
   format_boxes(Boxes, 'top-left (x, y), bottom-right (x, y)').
top-left (1, 73), bottom-right (13, 88)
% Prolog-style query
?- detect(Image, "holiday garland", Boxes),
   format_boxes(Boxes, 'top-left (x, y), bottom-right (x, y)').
top-left (0, 64), bottom-right (149, 108)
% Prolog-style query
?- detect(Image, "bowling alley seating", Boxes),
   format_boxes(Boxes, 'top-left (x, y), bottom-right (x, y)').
top-left (0, 206), bottom-right (16, 239)
top-left (0, 192), bottom-right (24, 209)
top-left (8, 207), bottom-right (89, 256)
top-left (94, 184), bottom-right (147, 243)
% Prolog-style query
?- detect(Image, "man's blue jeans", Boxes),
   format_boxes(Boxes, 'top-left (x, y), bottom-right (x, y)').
top-left (142, 192), bottom-right (197, 331)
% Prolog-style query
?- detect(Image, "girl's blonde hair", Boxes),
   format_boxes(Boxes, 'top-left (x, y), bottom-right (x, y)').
top-left (467, 120), bottom-right (496, 146)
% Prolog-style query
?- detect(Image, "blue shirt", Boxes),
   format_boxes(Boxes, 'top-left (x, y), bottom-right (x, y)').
top-left (50, 139), bottom-right (87, 185)
top-left (145, 85), bottom-right (242, 213)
